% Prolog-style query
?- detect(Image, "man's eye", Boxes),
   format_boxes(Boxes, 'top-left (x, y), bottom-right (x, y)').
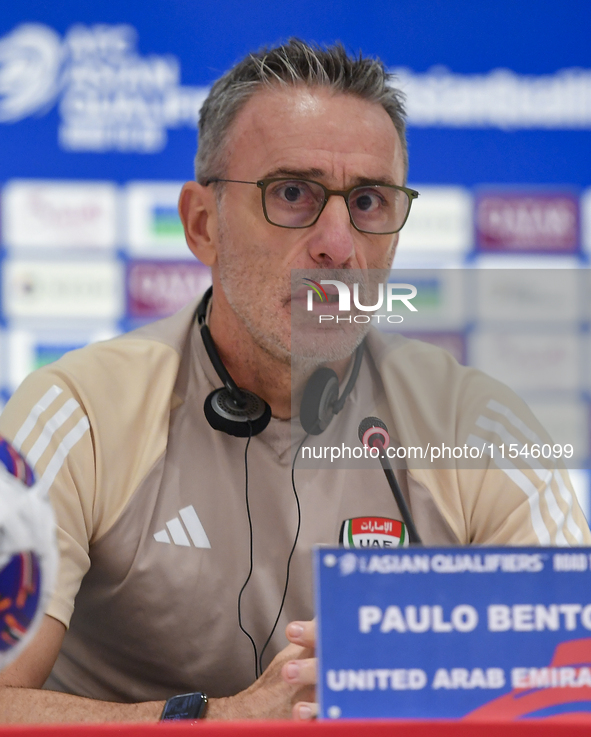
top-left (283, 185), bottom-right (303, 202)
top-left (352, 190), bottom-right (382, 212)
top-left (356, 194), bottom-right (376, 211)
top-left (269, 181), bottom-right (315, 204)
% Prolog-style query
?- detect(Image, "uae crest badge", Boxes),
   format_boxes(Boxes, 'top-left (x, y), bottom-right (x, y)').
top-left (339, 516), bottom-right (408, 548)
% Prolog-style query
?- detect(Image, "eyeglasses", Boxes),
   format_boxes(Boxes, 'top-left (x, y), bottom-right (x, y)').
top-left (205, 177), bottom-right (419, 235)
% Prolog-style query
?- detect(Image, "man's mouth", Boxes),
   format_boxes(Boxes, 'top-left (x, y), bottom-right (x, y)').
top-left (290, 286), bottom-right (340, 305)
top-left (289, 271), bottom-right (373, 313)
top-left (315, 291), bottom-right (340, 303)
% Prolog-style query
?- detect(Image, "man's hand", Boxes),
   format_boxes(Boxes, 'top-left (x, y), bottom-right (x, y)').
top-left (206, 620), bottom-right (316, 721)
top-left (0, 616), bottom-right (317, 722)
top-left (282, 620), bottom-right (317, 720)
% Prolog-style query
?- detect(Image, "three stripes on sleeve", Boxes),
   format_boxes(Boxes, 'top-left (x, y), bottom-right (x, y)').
top-left (468, 399), bottom-right (586, 546)
top-left (11, 385), bottom-right (90, 500)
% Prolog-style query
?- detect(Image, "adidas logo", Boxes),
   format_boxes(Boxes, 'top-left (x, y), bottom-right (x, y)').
top-left (153, 505), bottom-right (211, 548)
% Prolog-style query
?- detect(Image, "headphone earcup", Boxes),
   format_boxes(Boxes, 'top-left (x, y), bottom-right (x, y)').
top-left (299, 368), bottom-right (339, 435)
top-left (204, 388), bottom-right (272, 438)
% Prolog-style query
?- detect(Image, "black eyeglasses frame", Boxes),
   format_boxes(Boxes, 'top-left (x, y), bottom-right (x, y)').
top-left (205, 177), bottom-right (419, 235)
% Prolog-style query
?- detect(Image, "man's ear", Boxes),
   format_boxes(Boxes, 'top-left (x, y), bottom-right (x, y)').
top-left (178, 181), bottom-right (218, 266)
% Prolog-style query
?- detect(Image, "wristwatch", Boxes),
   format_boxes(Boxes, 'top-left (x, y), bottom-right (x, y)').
top-left (160, 691), bottom-right (208, 720)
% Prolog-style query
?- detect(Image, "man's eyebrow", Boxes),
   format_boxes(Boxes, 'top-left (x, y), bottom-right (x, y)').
top-left (352, 176), bottom-right (400, 188)
top-left (263, 167), bottom-right (325, 180)
top-left (261, 169), bottom-right (401, 188)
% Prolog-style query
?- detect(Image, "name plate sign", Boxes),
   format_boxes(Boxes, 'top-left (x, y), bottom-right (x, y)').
top-left (314, 547), bottom-right (591, 720)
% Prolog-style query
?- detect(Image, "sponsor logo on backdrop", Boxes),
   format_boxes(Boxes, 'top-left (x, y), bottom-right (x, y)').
top-left (402, 278), bottom-right (440, 310)
top-left (383, 272), bottom-right (465, 332)
top-left (397, 186), bottom-right (472, 253)
top-left (7, 329), bottom-right (117, 391)
top-left (475, 269), bottom-right (579, 322)
top-left (475, 192), bottom-right (579, 253)
top-left (33, 344), bottom-right (85, 369)
top-left (3, 261), bottom-right (123, 318)
top-left (151, 206), bottom-right (184, 238)
top-left (469, 330), bottom-right (579, 394)
top-left (3, 180), bottom-right (118, 249)
top-left (0, 332), bottom-right (4, 391)
top-left (400, 332), bottom-right (466, 365)
top-left (127, 261), bottom-right (211, 318)
top-left (0, 23), bottom-right (206, 153)
top-left (582, 188), bottom-right (591, 254)
top-left (126, 182), bottom-right (187, 257)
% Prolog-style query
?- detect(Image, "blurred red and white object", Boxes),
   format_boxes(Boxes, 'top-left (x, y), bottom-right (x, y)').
top-left (0, 437), bottom-right (57, 669)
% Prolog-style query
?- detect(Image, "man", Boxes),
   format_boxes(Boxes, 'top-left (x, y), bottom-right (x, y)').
top-left (0, 39), bottom-right (587, 723)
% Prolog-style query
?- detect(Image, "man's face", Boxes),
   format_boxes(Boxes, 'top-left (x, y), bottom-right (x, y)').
top-left (212, 85), bottom-right (406, 363)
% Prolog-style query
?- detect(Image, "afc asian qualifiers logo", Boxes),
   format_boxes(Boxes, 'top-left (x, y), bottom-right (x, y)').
top-left (340, 517), bottom-right (409, 548)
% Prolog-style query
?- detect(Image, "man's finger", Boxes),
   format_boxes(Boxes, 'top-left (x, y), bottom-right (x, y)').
top-left (293, 701), bottom-right (318, 721)
top-left (285, 619), bottom-right (315, 648)
top-left (282, 657), bottom-right (317, 685)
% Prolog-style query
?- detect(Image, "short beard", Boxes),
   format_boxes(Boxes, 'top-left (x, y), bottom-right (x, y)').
top-left (290, 321), bottom-right (369, 370)
top-left (215, 205), bottom-right (292, 365)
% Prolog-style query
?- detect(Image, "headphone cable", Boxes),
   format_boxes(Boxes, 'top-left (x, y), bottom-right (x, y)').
top-left (257, 432), bottom-right (309, 675)
top-left (236, 422), bottom-right (260, 678)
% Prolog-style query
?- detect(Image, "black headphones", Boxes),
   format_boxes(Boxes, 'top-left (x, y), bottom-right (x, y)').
top-left (196, 286), bottom-right (365, 676)
top-left (196, 286), bottom-right (364, 437)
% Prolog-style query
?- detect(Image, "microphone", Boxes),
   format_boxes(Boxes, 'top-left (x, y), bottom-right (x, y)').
top-left (358, 417), bottom-right (422, 545)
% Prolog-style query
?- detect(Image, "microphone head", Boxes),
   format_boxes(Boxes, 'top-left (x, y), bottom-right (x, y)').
top-left (358, 416), bottom-right (390, 449)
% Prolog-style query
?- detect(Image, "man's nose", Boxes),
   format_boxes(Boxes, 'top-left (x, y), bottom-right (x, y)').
top-left (307, 195), bottom-right (357, 267)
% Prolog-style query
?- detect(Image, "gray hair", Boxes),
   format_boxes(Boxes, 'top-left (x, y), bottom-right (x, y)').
top-left (195, 38), bottom-right (408, 183)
